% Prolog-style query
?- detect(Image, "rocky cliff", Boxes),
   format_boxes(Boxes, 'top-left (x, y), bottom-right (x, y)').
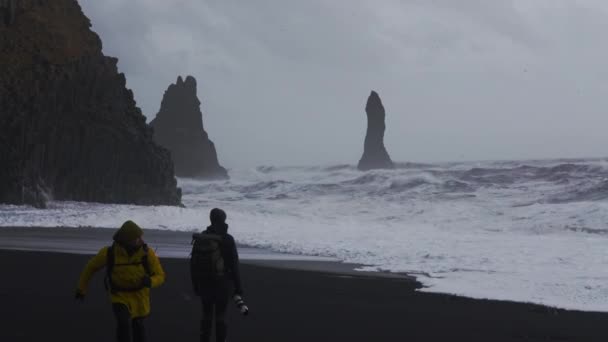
top-left (358, 91), bottom-right (394, 171)
top-left (0, 0), bottom-right (181, 207)
top-left (150, 76), bottom-right (228, 179)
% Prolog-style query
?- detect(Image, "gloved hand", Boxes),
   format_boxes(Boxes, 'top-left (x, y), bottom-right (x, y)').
top-left (75, 290), bottom-right (85, 302)
top-left (141, 275), bottom-right (152, 288)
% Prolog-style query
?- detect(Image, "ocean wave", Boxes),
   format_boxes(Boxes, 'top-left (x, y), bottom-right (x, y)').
top-left (323, 164), bottom-right (354, 172)
top-left (239, 180), bottom-right (292, 193)
top-left (547, 180), bottom-right (608, 204)
top-left (7, 158), bottom-right (608, 312)
top-left (255, 166), bottom-right (278, 174)
top-left (184, 161), bottom-right (608, 202)
top-left (341, 173), bottom-right (392, 186)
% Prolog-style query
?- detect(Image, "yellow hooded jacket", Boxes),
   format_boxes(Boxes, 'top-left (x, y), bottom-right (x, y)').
top-left (77, 244), bottom-right (165, 319)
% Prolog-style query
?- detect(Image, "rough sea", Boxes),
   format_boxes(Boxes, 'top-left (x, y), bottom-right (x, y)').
top-left (2, 158), bottom-right (608, 311)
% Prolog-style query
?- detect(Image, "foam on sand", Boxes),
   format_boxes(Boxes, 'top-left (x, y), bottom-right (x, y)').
top-left (2, 159), bottom-right (608, 311)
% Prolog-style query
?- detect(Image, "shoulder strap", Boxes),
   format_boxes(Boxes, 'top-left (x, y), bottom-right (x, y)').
top-left (141, 244), bottom-right (152, 276)
top-left (105, 243), bottom-right (152, 293)
top-left (194, 233), bottom-right (223, 242)
top-left (104, 243), bottom-right (115, 291)
top-left (107, 244), bottom-right (150, 275)
top-left (106, 243), bottom-right (115, 272)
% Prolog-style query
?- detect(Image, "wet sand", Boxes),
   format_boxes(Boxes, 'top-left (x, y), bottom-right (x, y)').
top-left (1, 248), bottom-right (607, 341)
top-left (0, 226), bottom-right (405, 277)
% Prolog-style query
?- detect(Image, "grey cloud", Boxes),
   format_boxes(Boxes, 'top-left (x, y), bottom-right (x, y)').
top-left (79, 0), bottom-right (608, 167)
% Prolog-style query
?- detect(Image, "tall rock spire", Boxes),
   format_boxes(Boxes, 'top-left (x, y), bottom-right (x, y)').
top-left (357, 91), bottom-right (394, 171)
top-left (150, 76), bottom-right (228, 179)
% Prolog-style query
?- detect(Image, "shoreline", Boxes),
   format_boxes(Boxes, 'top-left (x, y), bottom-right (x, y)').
top-left (1, 249), bottom-right (607, 341)
top-left (3, 226), bottom-right (608, 315)
top-left (0, 226), bottom-right (411, 280)
top-left (0, 226), bottom-right (605, 314)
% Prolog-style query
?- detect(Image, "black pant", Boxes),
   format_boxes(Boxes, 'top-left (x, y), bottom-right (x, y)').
top-left (200, 295), bottom-right (229, 342)
top-left (112, 303), bottom-right (146, 342)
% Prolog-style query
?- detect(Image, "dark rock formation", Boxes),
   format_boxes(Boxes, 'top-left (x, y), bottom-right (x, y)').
top-left (358, 91), bottom-right (394, 171)
top-left (0, 0), bottom-right (16, 25)
top-left (150, 76), bottom-right (228, 179)
top-left (0, 0), bottom-right (182, 208)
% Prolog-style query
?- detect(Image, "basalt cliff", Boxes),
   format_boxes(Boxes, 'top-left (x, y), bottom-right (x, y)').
top-left (0, 0), bottom-right (181, 207)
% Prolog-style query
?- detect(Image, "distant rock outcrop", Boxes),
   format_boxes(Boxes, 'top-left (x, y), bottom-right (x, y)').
top-left (150, 76), bottom-right (228, 179)
top-left (0, 0), bottom-right (182, 208)
top-left (357, 91), bottom-right (394, 171)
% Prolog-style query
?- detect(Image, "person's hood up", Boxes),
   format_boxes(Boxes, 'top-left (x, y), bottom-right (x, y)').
top-left (113, 220), bottom-right (144, 254)
top-left (113, 220), bottom-right (143, 243)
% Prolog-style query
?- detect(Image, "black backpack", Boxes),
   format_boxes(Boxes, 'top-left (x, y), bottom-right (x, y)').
top-left (190, 233), bottom-right (225, 279)
top-left (104, 243), bottom-right (151, 293)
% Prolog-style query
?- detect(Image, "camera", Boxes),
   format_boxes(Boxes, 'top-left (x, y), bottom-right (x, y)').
top-left (233, 294), bottom-right (249, 316)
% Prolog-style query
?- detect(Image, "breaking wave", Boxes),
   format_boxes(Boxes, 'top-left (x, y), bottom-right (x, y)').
top-left (3, 158), bottom-right (608, 311)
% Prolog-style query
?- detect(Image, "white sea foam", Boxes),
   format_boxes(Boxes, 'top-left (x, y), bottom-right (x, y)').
top-left (2, 159), bottom-right (608, 311)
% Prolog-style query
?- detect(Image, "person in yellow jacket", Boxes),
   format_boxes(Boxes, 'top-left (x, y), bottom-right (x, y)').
top-left (75, 221), bottom-right (165, 342)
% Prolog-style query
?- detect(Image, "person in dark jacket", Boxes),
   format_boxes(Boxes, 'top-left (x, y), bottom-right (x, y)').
top-left (191, 208), bottom-right (244, 342)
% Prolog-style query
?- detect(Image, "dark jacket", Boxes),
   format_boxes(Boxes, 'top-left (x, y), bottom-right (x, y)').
top-left (192, 224), bottom-right (243, 296)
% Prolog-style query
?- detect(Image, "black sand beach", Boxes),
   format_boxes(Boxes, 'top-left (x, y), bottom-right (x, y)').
top-left (1, 248), bottom-right (607, 341)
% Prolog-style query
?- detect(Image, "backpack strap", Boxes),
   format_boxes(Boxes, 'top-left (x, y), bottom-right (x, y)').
top-left (104, 243), bottom-right (115, 292)
top-left (193, 232), bottom-right (223, 243)
top-left (104, 243), bottom-right (152, 293)
top-left (141, 244), bottom-right (151, 276)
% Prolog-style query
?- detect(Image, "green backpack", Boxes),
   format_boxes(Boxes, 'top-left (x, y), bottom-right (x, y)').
top-left (191, 233), bottom-right (225, 279)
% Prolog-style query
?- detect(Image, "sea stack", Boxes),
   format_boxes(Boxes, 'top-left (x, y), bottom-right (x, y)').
top-left (357, 91), bottom-right (394, 171)
top-left (150, 76), bottom-right (228, 179)
top-left (0, 0), bottom-right (181, 208)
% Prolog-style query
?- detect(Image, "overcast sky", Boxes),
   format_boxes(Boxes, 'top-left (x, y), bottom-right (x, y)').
top-left (79, 0), bottom-right (608, 168)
